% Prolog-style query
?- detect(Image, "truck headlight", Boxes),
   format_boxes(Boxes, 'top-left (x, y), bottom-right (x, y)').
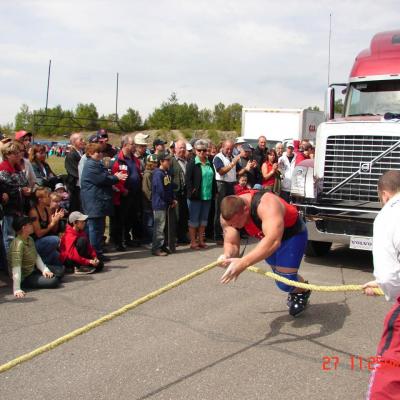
top-left (290, 165), bottom-right (316, 200)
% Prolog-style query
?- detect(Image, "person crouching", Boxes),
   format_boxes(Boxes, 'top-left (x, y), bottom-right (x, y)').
top-left (59, 211), bottom-right (103, 274)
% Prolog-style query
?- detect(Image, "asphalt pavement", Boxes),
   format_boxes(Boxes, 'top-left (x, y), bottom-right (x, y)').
top-left (0, 241), bottom-right (390, 400)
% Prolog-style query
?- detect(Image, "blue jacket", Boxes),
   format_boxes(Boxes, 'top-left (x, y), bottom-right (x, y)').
top-left (151, 168), bottom-right (174, 211)
top-left (80, 157), bottom-right (119, 218)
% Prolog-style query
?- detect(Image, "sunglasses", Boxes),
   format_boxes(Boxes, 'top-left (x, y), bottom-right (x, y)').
top-left (197, 149), bottom-right (207, 153)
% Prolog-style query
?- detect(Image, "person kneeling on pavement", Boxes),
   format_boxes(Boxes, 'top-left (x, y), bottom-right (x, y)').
top-left (59, 211), bottom-right (103, 275)
top-left (9, 215), bottom-right (64, 299)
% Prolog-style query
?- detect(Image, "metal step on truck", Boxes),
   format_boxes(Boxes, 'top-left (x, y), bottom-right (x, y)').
top-left (290, 30), bottom-right (400, 256)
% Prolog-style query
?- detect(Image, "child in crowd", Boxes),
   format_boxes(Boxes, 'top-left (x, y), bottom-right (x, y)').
top-left (54, 182), bottom-right (70, 210)
top-left (9, 215), bottom-right (63, 298)
top-left (49, 192), bottom-right (68, 233)
top-left (151, 152), bottom-right (176, 256)
top-left (142, 154), bottom-right (158, 244)
top-left (59, 211), bottom-right (103, 275)
top-left (234, 174), bottom-right (251, 195)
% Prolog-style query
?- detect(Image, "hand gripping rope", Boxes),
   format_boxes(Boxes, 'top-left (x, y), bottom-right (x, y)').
top-left (0, 260), bottom-right (383, 374)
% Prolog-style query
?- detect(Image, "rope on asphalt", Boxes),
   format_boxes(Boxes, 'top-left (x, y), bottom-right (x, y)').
top-left (247, 266), bottom-right (384, 296)
top-left (0, 258), bottom-right (383, 374)
top-left (0, 261), bottom-right (219, 374)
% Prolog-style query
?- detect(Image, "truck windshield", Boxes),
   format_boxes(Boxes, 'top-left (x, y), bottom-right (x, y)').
top-left (345, 80), bottom-right (400, 117)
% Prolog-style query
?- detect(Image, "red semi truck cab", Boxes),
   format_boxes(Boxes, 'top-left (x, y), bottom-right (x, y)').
top-left (291, 30), bottom-right (400, 256)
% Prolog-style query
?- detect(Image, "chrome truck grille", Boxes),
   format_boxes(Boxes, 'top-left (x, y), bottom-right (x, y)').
top-left (322, 135), bottom-right (400, 202)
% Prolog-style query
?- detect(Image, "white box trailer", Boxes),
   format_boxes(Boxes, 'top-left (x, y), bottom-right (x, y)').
top-left (241, 108), bottom-right (325, 144)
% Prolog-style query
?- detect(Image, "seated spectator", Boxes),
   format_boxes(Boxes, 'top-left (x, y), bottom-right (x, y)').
top-left (9, 215), bottom-right (63, 298)
top-left (49, 192), bottom-right (68, 233)
top-left (0, 141), bottom-right (30, 251)
top-left (185, 140), bottom-right (216, 250)
top-left (234, 174), bottom-right (251, 195)
top-left (29, 187), bottom-right (64, 267)
top-left (59, 211), bottom-right (103, 274)
top-left (142, 154), bottom-right (158, 245)
top-left (29, 144), bottom-right (57, 188)
top-left (54, 182), bottom-right (70, 210)
top-left (261, 149), bottom-right (281, 194)
top-left (151, 151), bottom-right (176, 256)
top-left (80, 143), bottom-right (126, 261)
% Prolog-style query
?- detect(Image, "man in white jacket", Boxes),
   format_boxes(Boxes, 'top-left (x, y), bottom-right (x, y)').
top-left (363, 170), bottom-right (400, 399)
top-left (278, 141), bottom-right (297, 202)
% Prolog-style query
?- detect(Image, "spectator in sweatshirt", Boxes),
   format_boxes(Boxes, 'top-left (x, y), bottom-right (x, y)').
top-left (151, 151), bottom-right (176, 256)
top-left (59, 211), bottom-right (103, 274)
top-left (142, 154), bottom-right (158, 244)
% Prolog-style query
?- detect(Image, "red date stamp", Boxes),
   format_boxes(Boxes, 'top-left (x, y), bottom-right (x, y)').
top-left (322, 355), bottom-right (400, 371)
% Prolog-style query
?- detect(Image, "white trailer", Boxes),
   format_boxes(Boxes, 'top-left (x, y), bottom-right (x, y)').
top-left (241, 108), bottom-right (325, 144)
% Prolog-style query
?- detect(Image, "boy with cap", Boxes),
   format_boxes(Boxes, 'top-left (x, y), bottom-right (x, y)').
top-left (151, 152), bottom-right (176, 256)
top-left (59, 211), bottom-right (102, 274)
top-left (9, 215), bottom-right (62, 298)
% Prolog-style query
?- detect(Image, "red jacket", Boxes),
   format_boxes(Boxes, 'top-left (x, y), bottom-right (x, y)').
top-left (59, 224), bottom-right (96, 266)
top-left (111, 149), bottom-right (141, 205)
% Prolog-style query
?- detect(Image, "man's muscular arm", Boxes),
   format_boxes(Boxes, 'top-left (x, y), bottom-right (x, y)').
top-left (221, 195), bottom-right (285, 283)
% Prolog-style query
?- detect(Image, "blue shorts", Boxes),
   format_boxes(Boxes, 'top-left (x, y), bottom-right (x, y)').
top-left (266, 227), bottom-right (308, 269)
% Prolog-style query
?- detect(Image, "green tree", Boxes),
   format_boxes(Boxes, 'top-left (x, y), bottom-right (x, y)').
top-left (74, 103), bottom-right (99, 131)
top-left (119, 108), bottom-right (143, 131)
top-left (15, 104), bottom-right (33, 131)
top-left (307, 106), bottom-right (321, 111)
top-left (213, 102), bottom-right (242, 131)
top-left (334, 99), bottom-right (344, 114)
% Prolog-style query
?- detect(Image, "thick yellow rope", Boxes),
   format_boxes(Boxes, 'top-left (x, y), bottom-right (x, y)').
top-left (247, 266), bottom-right (384, 296)
top-left (0, 259), bottom-right (382, 374)
top-left (0, 261), bottom-right (219, 374)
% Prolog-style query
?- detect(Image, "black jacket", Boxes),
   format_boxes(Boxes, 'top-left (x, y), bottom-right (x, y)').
top-left (64, 148), bottom-right (81, 190)
top-left (185, 158), bottom-right (216, 201)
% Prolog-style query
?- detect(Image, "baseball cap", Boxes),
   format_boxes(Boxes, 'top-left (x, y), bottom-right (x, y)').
top-left (55, 183), bottom-right (66, 191)
top-left (88, 134), bottom-right (100, 143)
top-left (157, 151), bottom-right (172, 162)
top-left (186, 143), bottom-right (193, 151)
top-left (286, 141), bottom-right (294, 148)
top-left (134, 133), bottom-right (149, 145)
top-left (146, 154), bottom-right (158, 163)
top-left (15, 130), bottom-right (32, 141)
top-left (241, 143), bottom-right (252, 152)
top-left (153, 138), bottom-right (167, 147)
top-left (12, 215), bottom-right (36, 232)
top-left (69, 211), bottom-right (89, 224)
top-left (97, 129), bottom-right (108, 139)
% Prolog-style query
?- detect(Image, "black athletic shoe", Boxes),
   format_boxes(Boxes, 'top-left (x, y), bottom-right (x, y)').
top-left (287, 290), bottom-right (311, 317)
top-left (161, 246), bottom-right (172, 255)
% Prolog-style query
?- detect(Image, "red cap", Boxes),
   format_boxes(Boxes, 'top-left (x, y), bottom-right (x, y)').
top-left (15, 130), bottom-right (32, 141)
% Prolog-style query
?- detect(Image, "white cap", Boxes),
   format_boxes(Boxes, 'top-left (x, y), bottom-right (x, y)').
top-left (134, 133), bottom-right (149, 145)
top-left (55, 183), bottom-right (65, 191)
top-left (286, 140), bottom-right (294, 148)
top-left (235, 137), bottom-right (246, 144)
top-left (69, 211), bottom-right (88, 224)
top-left (186, 143), bottom-right (193, 151)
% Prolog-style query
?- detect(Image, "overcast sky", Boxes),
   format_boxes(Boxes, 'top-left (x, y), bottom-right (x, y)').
top-left (1, 0), bottom-right (399, 125)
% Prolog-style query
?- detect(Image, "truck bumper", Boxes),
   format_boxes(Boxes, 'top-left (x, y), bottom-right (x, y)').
top-left (306, 219), bottom-right (351, 244)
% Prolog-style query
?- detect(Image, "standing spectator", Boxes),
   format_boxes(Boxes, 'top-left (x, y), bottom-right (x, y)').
top-left (0, 136), bottom-right (12, 162)
top-left (151, 152), bottom-right (176, 256)
top-left (278, 141), bottom-right (297, 202)
top-left (213, 140), bottom-right (240, 245)
top-left (28, 188), bottom-right (64, 267)
top-left (80, 143), bottom-right (126, 261)
top-left (65, 132), bottom-right (85, 212)
top-left (97, 129), bottom-right (117, 158)
top-left (14, 130), bottom-right (36, 189)
top-left (77, 134), bottom-right (100, 188)
top-left (29, 144), bottom-right (57, 188)
top-left (275, 142), bottom-right (284, 158)
top-left (253, 136), bottom-right (268, 168)
top-left (261, 149), bottom-right (281, 193)
top-left (111, 135), bottom-right (142, 250)
top-left (295, 142), bottom-right (313, 165)
top-left (237, 143), bottom-right (259, 187)
top-left (59, 211), bottom-right (102, 274)
top-left (9, 215), bottom-right (62, 298)
top-left (186, 140), bottom-right (216, 249)
top-left (142, 154), bottom-right (158, 245)
top-left (169, 141), bottom-right (176, 156)
top-left (153, 139), bottom-right (167, 155)
top-left (233, 137), bottom-right (246, 157)
top-left (134, 133), bottom-right (150, 172)
top-left (170, 140), bottom-right (189, 244)
top-left (0, 141), bottom-right (30, 251)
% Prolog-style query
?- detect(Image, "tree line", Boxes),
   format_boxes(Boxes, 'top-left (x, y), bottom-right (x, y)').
top-left (5, 93), bottom-right (242, 137)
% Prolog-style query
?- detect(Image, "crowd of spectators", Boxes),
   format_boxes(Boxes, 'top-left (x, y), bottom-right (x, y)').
top-left (0, 128), bottom-right (315, 298)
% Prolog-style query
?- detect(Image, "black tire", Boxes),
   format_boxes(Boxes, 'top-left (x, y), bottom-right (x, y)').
top-left (305, 241), bottom-right (332, 257)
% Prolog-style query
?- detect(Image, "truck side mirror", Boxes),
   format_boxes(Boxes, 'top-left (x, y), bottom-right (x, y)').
top-left (325, 87), bottom-right (335, 120)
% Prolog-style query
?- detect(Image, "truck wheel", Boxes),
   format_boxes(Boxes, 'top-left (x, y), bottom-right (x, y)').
top-left (305, 241), bottom-right (332, 257)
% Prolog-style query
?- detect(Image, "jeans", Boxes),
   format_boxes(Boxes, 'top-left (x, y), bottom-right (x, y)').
top-left (87, 217), bottom-right (105, 256)
top-left (2, 215), bottom-right (15, 252)
top-left (35, 235), bottom-right (62, 266)
top-left (22, 270), bottom-right (61, 290)
top-left (187, 200), bottom-right (211, 228)
top-left (142, 209), bottom-right (154, 244)
top-left (152, 210), bottom-right (166, 252)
